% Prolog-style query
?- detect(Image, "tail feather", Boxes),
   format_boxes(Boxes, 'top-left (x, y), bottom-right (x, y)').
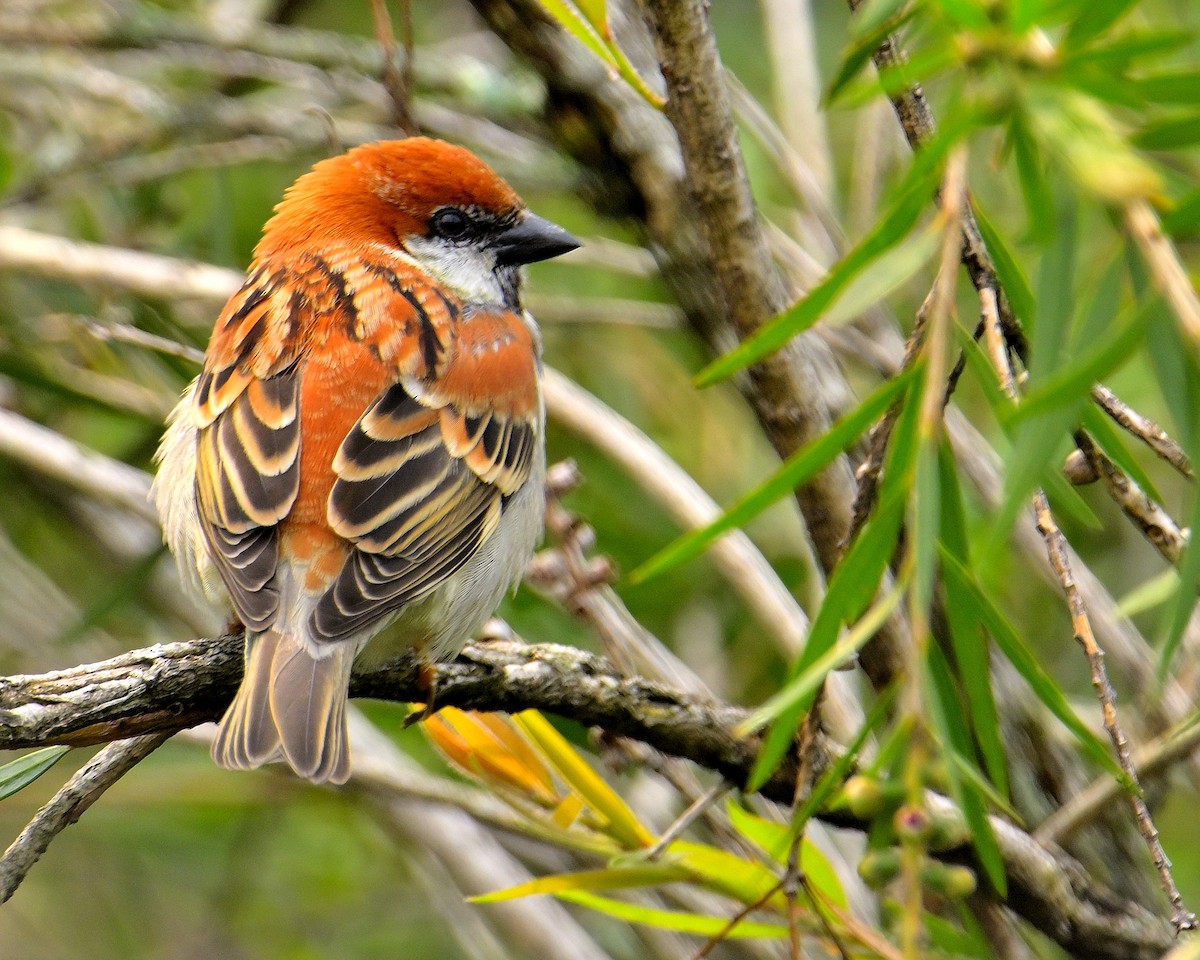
top-left (212, 629), bottom-right (355, 785)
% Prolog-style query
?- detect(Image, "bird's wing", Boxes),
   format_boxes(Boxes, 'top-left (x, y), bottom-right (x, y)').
top-left (313, 263), bottom-right (541, 644)
top-left (192, 263), bottom-right (308, 631)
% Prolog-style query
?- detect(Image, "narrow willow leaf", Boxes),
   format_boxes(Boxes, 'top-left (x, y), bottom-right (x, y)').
top-left (1135, 72), bottom-right (1200, 105)
top-left (1143, 308), bottom-right (1200, 677)
top-left (931, 0), bottom-right (992, 29)
top-left (938, 443), bottom-right (1009, 797)
top-left (746, 506), bottom-right (906, 789)
top-left (826, 0), bottom-right (915, 104)
top-left (945, 748), bottom-right (1024, 823)
top-left (939, 549), bottom-right (1130, 784)
top-left (1024, 87), bottom-right (1163, 203)
top-left (471, 864), bottom-right (688, 903)
top-left (1070, 30), bottom-right (1194, 71)
top-left (984, 187), bottom-right (1081, 556)
top-left (1042, 462), bottom-right (1104, 532)
top-left (1062, 0), bottom-right (1139, 49)
top-left (1010, 300), bottom-right (1154, 426)
top-left (1162, 186), bottom-right (1200, 237)
top-left (534, 0), bottom-right (616, 68)
top-left (0, 746), bottom-right (69, 801)
top-left (695, 180), bottom-right (933, 386)
top-left (792, 683), bottom-right (898, 829)
top-left (1116, 568), bottom-right (1179, 619)
top-left (630, 369), bottom-right (914, 584)
top-left (819, 222), bottom-right (942, 328)
top-left (1160, 488), bottom-right (1200, 680)
top-left (668, 841), bottom-right (788, 906)
top-left (554, 891), bottom-right (789, 939)
top-left (739, 580), bottom-right (905, 738)
top-left (973, 202), bottom-right (1036, 325)
top-left (724, 805), bottom-right (848, 909)
top-left (1134, 113), bottom-right (1200, 151)
top-left (512, 711), bottom-right (653, 849)
top-left (1009, 113), bottom-right (1055, 243)
top-left (836, 45), bottom-right (958, 109)
top-left (925, 647), bottom-right (1007, 894)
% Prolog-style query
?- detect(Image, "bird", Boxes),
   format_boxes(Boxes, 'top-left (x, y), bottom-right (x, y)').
top-left (152, 137), bottom-right (579, 784)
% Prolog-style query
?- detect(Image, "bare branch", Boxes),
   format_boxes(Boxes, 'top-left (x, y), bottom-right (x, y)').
top-left (1074, 431), bottom-right (1186, 566)
top-left (982, 287), bottom-right (1195, 933)
top-left (0, 634), bottom-right (1176, 958)
top-left (0, 733), bottom-right (170, 904)
top-left (1090, 384), bottom-right (1193, 479)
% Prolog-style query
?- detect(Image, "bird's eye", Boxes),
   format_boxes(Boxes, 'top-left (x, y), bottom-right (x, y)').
top-left (431, 208), bottom-right (472, 241)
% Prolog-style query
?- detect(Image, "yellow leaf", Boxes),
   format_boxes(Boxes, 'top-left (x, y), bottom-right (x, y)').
top-left (512, 710), bottom-right (654, 849)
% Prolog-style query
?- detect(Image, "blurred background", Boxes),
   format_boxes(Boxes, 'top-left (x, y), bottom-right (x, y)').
top-left (1, 0), bottom-right (1198, 957)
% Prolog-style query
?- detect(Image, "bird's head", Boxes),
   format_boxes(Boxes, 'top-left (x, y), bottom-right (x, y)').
top-left (255, 137), bottom-right (579, 308)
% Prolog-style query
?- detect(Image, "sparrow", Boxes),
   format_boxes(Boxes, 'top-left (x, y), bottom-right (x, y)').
top-left (153, 137), bottom-right (579, 784)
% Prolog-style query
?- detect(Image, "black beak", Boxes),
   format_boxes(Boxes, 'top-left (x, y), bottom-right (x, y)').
top-left (493, 212), bottom-right (580, 266)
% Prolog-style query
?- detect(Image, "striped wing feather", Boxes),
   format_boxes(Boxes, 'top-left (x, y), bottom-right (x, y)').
top-left (194, 270), bottom-right (304, 631)
top-left (192, 250), bottom-right (538, 645)
top-left (317, 379), bottom-right (536, 642)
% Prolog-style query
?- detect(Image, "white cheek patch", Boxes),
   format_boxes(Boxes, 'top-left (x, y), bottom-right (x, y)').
top-left (404, 236), bottom-right (506, 305)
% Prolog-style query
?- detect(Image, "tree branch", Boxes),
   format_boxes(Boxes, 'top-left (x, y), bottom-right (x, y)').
top-left (0, 634), bottom-right (1176, 958)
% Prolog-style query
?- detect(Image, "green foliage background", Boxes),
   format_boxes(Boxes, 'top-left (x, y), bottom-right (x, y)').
top-left (1, 0), bottom-right (1199, 956)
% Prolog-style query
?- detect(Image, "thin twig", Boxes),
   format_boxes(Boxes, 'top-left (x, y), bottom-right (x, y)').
top-left (1074, 430), bottom-right (1186, 566)
top-left (982, 287), bottom-right (1196, 933)
top-left (0, 732), bottom-right (170, 904)
top-left (1090, 383), bottom-right (1193, 479)
top-left (1036, 711), bottom-right (1200, 846)
top-left (687, 878), bottom-right (785, 960)
top-left (369, 0), bottom-right (417, 134)
top-left (644, 781), bottom-right (733, 861)
top-left (1125, 199), bottom-right (1200, 351)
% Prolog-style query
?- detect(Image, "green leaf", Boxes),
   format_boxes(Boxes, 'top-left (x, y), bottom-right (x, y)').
top-left (930, 0), bottom-right (991, 29)
top-left (1009, 300), bottom-right (1154, 426)
top-left (1062, 0), bottom-right (1139, 49)
top-left (819, 223), bottom-right (942, 329)
top-left (1023, 87), bottom-right (1163, 204)
top-left (534, 0), bottom-right (616, 68)
top-left (739, 579), bottom-right (905, 739)
top-left (1162, 186), bottom-right (1200, 237)
top-left (472, 864), bottom-right (687, 903)
top-left (695, 172), bottom-right (936, 385)
top-left (1135, 71), bottom-right (1200, 105)
top-left (746, 500), bottom-right (907, 788)
top-left (938, 443), bottom-right (1009, 798)
top-left (1116, 568), bottom-right (1179, 619)
top-left (973, 202), bottom-right (1036, 325)
top-left (939, 549), bottom-right (1130, 785)
top-left (925, 647), bottom-right (1007, 894)
top-left (792, 683), bottom-right (899, 829)
top-left (984, 187), bottom-right (1081, 556)
top-left (1160, 487), bottom-right (1200, 679)
top-left (1135, 113), bottom-right (1200, 151)
top-left (630, 369), bottom-right (915, 583)
top-left (0, 746), bottom-right (70, 801)
top-left (826, 0), bottom-right (916, 104)
top-left (666, 841), bottom-right (785, 904)
top-left (1009, 111), bottom-right (1055, 243)
top-left (725, 806), bottom-right (848, 909)
top-left (554, 891), bottom-right (789, 938)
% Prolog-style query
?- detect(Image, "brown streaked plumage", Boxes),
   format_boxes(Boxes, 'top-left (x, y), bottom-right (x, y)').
top-left (153, 138), bottom-right (578, 783)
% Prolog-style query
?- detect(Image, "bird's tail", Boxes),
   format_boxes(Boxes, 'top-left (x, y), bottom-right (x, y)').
top-left (212, 629), bottom-right (355, 784)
